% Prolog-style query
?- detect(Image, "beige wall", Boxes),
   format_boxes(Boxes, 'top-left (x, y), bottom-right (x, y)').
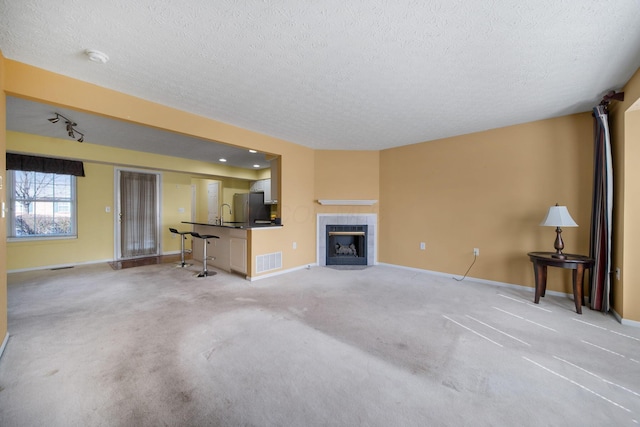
top-left (3, 56), bottom-right (640, 324)
top-left (624, 108), bottom-right (640, 320)
top-left (314, 150), bottom-right (380, 217)
top-left (380, 114), bottom-right (593, 295)
top-left (314, 150), bottom-right (380, 200)
top-left (0, 51), bottom-right (7, 342)
top-left (610, 66), bottom-right (640, 322)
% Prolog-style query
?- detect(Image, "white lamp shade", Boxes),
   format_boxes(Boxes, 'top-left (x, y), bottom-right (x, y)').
top-left (540, 205), bottom-right (578, 227)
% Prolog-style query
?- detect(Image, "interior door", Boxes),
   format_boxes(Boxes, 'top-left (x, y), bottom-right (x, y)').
top-left (116, 169), bottom-right (160, 259)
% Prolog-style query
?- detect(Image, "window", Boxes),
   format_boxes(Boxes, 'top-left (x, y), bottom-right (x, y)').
top-left (8, 170), bottom-right (77, 238)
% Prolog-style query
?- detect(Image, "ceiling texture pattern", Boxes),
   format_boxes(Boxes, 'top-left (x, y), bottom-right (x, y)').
top-left (2, 0), bottom-right (640, 158)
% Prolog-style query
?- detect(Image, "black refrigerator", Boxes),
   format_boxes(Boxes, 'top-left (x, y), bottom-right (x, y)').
top-left (233, 192), bottom-right (270, 224)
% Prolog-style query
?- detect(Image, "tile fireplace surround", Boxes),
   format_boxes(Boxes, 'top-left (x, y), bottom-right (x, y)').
top-left (317, 214), bottom-right (377, 266)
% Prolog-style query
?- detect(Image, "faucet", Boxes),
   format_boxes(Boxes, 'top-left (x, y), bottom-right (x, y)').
top-left (221, 203), bottom-right (232, 224)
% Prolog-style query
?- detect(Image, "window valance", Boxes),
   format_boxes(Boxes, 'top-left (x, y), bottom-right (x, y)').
top-left (6, 153), bottom-right (85, 177)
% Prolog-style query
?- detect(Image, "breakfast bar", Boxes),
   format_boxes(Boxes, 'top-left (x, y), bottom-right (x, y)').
top-left (182, 221), bottom-right (282, 276)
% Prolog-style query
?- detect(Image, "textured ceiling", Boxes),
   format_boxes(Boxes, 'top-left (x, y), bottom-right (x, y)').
top-left (2, 0), bottom-right (640, 153)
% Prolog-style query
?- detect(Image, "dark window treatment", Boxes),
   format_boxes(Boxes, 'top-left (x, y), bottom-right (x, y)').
top-left (589, 105), bottom-right (613, 312)
top-left (6, 153), bottom-right (85, 177)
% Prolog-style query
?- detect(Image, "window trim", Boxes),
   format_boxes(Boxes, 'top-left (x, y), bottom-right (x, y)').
top-left (6, 170), bottom-right (78, 240)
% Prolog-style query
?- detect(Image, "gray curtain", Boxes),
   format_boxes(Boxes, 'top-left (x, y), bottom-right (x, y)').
top-left (120, 171), bottom-right (157, 258)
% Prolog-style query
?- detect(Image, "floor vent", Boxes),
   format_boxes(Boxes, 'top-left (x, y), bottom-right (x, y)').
top-left (256, 252), bottom-right (282, 273)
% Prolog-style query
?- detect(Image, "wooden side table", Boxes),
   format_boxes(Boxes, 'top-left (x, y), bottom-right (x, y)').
top-left (527, 252), bottom-right (595, 314)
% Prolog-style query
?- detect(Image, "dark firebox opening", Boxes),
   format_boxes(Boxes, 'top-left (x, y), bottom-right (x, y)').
top-left (326, 225), bottom-right (367, 266)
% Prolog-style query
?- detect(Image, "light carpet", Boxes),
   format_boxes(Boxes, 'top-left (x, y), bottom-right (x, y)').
top-left (0, 263), bottom-right (638, 426)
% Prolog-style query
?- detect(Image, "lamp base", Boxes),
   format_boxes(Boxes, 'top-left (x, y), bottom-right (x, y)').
top-left (552, 227), bottom-right (566, 260)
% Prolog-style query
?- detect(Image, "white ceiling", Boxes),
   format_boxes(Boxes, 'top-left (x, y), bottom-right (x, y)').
top-left (2, 0), bottom-right (640, 157)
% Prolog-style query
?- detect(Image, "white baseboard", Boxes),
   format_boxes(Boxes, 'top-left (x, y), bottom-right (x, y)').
top-left (7, 252), bottom-right (185, 274)
top-left (249, 263), bottom-right (317, 281)
top-left (0, 332), bottom-right (9, 361)
top-left (377, 262), bottom-right (538, 292)
top-left (7, 258), bottom-right (113, 274)
top-left (611, 308), bottom-right (640, 327)
top-left (377, 262), bottom-right (640, 327)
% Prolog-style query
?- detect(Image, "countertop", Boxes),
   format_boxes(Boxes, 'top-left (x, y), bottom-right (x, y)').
top-left (182, 221), bottom-right (282, 230)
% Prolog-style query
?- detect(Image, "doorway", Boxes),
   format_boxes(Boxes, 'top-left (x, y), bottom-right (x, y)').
top-left (115, 169), bottom-right (161, 259)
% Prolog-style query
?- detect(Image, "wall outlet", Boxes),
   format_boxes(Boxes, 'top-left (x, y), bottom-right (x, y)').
top-left (293, 241), bottom-right (297, 249)
top-left (420, 242), bottom-right (426, 250)
top-left (473, 248), bottom-right (480, 256)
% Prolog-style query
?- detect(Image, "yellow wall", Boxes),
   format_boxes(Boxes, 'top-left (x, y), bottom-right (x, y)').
top-left (5, 132), bottom-right (267, 270)
top-left (8, 161), bottom-right (114, 269)
top-left (0, 51), bottom-right (7, 342)
top-left (4, 60), bottom-right (317, 278)
top-left (161, 171), bottom-right (194, 253)
top-left (4, 146), bottom-right (204, 270)
top-left (192, 177), bottom-right (251, 223)
top-left (6, 133), bottom-right (259, 181)
top-left (193, 178), bottom-right (215, 223)
top-left (380, 114), bottom-right (593, 295)
top-left (221, 178), bottom-right (251, 221)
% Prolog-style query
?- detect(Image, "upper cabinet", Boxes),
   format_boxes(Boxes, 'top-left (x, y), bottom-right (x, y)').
top-left (250, 178), bottom-right (271, 202)
top-left (269, 157), bottom-right (279, 204)
top-left (251, 157), bottom-right (279, 205)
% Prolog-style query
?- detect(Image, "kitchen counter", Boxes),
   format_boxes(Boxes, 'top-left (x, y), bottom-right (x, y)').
top-left (181, 221), bottom-right (282, 230)
top-left (181, 221), bottom-right (282, 277)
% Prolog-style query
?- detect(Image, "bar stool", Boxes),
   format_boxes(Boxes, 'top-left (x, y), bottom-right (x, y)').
top-left (169, 227), bottom-right (192, 268)
top-left (190, 232), bottom-right (220, 277)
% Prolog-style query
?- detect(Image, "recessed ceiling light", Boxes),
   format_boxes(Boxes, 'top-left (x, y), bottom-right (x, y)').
top-left (249, 150), bottom-right (257, 153)
top-left (253, 164), bottom-right (260, 168)
top-left (219, 158), bottom-right (227, 162)
top-left (85, 49), bottom-right (109, 64)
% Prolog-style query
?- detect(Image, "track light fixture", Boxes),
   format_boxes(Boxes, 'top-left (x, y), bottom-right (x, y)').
top-left (47, 113), bottom-right (85, 143)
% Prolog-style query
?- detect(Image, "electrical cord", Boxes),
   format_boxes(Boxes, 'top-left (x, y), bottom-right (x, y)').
top-left (453, 254), bottom-right (477, 281)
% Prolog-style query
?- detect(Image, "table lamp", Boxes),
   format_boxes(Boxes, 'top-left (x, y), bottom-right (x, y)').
top-left (540, 204), bottom-right (578, 259)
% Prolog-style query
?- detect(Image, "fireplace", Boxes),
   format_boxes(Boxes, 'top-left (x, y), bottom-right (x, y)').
top-left (317, 214), bottom-right (376, 267)
top-left (326, 225), bottom-right (367, 265)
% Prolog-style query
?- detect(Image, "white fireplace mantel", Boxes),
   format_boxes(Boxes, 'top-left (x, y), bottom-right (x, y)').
top-left (317, 199), bottom-right (378, 206)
